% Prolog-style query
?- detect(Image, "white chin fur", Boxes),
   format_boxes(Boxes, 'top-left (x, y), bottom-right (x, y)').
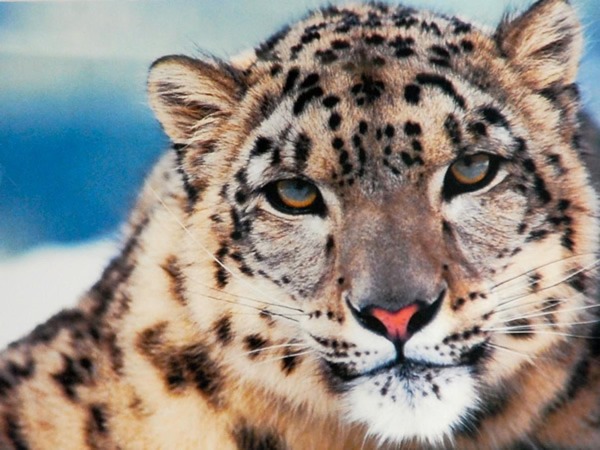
top-left (344, 365), bottom-right (477, 445)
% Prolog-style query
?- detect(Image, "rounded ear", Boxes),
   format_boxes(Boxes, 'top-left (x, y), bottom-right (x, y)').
top-left (495, 0), bottom-right (583, 91)
top-left (147, 55), bottom-right (245, 144)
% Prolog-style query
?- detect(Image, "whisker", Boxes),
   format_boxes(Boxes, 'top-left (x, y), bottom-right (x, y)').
top-left (485, 342), bottom-right (536, 361)
top-left (492, 297), bottom-right (567, 315)
top-left (487, 318), bottom-right (600, 331)
top-left (188, 272), bottom-right (300, 309)
top-left (239, 342), bottom-right (307, 358)
top-left (254, 350), bottom-right (316, 366)
top-left (498, 301), bottom-right (599, 323)
top-left (184, 271), bottom-right (310, 317)
top-left (488, 253), bottom-right (598, 292)
top-left (493, 260), bottom-right (600, 311)
top-left (149, 185), bottom-right (304, 313)
top-left (186, 289), bottom-right (301, 322)
top-left (483, 329), bottom-right (598, 339)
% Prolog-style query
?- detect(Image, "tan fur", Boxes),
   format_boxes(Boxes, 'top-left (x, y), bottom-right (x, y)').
top-left (1, 1), bottom-right (599, 449)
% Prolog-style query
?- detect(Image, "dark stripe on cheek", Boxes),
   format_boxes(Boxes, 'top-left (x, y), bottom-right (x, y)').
top-left (215, 264), bottom-right (230, 288)
top-left (88, 404), bottom-right (108, 435)
top-left (244, 334), bottom-right (269, 358)
top-left (136, 323), bottom-right (225, 406)
top-left (505, 318), bottom-right (533, 339)
top-left (325, 235), bottom-right (335, 256)
top-left (281, 352), bottom-right (300, 375)
top-left (213, 315), bottom-right (234, 345)
top-left (52, 355), bottom-right (87, 401)
top-left (233, 424), bottom-right (286, 450)
top-left (161, 256), bottom-right (188, 305)
top-left (5, 414), bottom-right (30, 450)
top-left (173, 144), bottom-right (200, 206)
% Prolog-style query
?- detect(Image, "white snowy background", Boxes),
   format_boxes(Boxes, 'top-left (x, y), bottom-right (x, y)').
top-left (1, 0), bottom-right (599, 347)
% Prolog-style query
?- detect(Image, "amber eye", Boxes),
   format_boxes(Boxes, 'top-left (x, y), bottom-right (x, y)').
top-left (443, 153), bottom-right (501, 200)
top-left (265, 179), bottom-right (325, 215)
top-left (450, 154), bottom-right (490, 184)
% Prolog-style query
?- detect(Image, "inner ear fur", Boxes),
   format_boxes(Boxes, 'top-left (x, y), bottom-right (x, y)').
top-left (147, 55), bottom-right (245, 144)
top-left (495, 0), bottom-right (583, 91)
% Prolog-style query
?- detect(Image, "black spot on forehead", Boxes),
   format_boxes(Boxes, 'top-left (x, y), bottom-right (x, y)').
top-left (404, 84), bottom-right (421, 104)
top-left (251, 137), bottom-right (273, 157)
top-left (293, 86), bottom-right (324, 115)
top-left (282, 67), bottom-right (300, 94)
top-left (444, 114), bottom-right (462, 146)
top-left (404, 121), bottom-right (422, 136)
top-left (416, 73), bottom-right (466, 108)
top-left (322, 95), bottom-right (340, 108)
top-left (480, 106), bottom-right (509, 128)
top-left (299, 73), bottom-right (320, 89)
top-left (294, 133), bottom-right (312, 170)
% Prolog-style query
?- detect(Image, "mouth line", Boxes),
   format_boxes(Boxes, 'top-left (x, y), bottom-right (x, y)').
top-left (326, 357), bottom-right (463, 383)
top-left (326, 341), bottom-right (487, 383)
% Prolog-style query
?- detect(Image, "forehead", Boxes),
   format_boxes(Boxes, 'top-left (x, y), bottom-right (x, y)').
top-left (243, 4), bottom-right (515, 188)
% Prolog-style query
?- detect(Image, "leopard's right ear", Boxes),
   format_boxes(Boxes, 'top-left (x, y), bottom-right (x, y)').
top-left (147, 55), bottom-right (245, 144)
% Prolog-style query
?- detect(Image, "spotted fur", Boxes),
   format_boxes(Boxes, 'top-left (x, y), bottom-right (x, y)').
top-left (2, 1), bottom-right (600, 449)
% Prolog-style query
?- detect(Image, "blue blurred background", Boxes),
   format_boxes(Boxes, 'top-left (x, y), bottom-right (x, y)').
top-left (1, 0), bottom-right (599, 255)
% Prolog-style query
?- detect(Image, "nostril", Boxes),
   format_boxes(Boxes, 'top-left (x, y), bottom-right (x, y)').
top-left (348, 290), bottom-right (446, 343)
top-left (407, 289), bottom-right (445, 335)
top-left (354, 310), bottom-right (388, 337)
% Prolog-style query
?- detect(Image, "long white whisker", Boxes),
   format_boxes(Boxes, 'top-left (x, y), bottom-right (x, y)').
top-left (485, 342), bottom-right (535, 361)
top-left (484, 329), bottom-right (598, 339)
top-left (499, 301), bottom-right (599, 323)
top-left (184, 272), bottom-right (309, 316)
top-left (493, 297), bottom-right (567, 315)
top-left (488, 253), bottom-right (598, 292)
top-left (487, 318), bottom-right (600, 331)
top-left (239, 342), bottom-right (307, 358)
top-left (186, 288), bottom-right (301, 322)
top-left (254, 350), bottom-right (316, 366)
top-left (149, 185), bottom-right (304, 313)
top-left (493, 260), bottom-right (600, 311)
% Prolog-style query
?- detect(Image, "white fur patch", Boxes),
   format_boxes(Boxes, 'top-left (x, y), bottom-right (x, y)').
top-left (344, 365), bottom-right (477, 445)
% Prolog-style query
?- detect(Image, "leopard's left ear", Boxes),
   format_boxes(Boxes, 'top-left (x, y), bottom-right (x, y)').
top-left (147, 55), bottom-right (245, 145)
top-left (495, 0), bottom-right (583, 90)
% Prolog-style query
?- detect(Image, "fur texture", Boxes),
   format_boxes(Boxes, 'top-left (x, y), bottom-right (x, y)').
top-left (1, 1), bottom-right (599, 449)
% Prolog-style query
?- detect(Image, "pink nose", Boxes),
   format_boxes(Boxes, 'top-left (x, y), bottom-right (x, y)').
top-left (370, 303), bottom-right (420, 341)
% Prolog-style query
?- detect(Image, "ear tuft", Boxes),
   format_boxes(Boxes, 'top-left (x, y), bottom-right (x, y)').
top-left (495, 0), bottom-right (583, 90)
top-left (147, 55), bottom-right (244, 143)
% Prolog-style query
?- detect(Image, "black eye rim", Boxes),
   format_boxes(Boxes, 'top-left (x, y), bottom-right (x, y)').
top-left (442, 153), bottom-right (502, 200)
top-left (264, 178), bottom-right (327, 216)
